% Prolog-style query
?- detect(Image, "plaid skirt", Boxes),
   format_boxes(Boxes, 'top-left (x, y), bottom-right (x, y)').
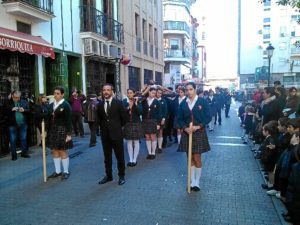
top-left (142, 119), bottom-right (157, 134)
top-left (123, 122), bottom-right (144, 140)
top-left (179, 129), bottom-right (210, 154)
top-left (47, 124), bottom-right (73, 150)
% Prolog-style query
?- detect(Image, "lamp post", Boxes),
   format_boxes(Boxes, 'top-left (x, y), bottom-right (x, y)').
top-left (266, 43), bottom-right (274, 87)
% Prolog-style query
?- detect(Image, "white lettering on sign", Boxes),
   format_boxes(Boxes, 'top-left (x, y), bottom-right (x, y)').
top-left (0, 37), bottom-right (34, 52)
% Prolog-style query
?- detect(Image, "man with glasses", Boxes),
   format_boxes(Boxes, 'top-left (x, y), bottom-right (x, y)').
top-left (4, 91), bottom-right (30, 160)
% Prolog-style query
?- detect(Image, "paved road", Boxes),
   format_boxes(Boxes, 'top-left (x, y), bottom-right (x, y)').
top-left (0, 101), bottom-right (284, 225)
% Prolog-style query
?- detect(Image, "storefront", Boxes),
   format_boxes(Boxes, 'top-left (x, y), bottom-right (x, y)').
top-left (0, 27), bottom-right (55, 156)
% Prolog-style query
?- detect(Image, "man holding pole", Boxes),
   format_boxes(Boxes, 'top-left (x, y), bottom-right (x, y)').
top-left (177, 82), bottom-right (211, 192)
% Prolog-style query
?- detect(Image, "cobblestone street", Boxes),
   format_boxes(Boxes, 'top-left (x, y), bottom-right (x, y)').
top-left (0, 102), bottom-right (285, 225)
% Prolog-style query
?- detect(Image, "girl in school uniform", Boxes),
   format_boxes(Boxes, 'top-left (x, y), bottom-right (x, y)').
top-left (47, 86), bottom-right (73, 180)
top-left (173, 86), bottom-right (186, 150)
top-left (141, 87), bottom-right (162, 159)
top-left (177, 82), bottom-right (212, 191)
top-left (122, 88), bottom-right (144, 166)
top-left (156, 88), bottom-right (168, 153)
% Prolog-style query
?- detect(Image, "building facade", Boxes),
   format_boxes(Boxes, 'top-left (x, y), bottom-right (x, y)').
top-left (162, 0), bottom-right (197, 88)
top-left (120, 0), bottom-right (164, 95)
top-left (239, 0), bottom-right (300, 89)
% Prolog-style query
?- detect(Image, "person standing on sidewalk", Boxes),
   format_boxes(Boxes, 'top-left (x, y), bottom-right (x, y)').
top-left (47, 86), bottom-right (73, 180)
top-left (122, 88), bottom-right (144, 167)
top-left (83, 94), bottom-right (100, 147)
top-left (70, 89), bottom-right (86, 137)
top-left (214, 87), bottom-right (224, 125)
top-left (177, 82), bottom-right (211, 192)
top-left (207, 89), bottom-right (217, 131)
top-left (4, 90), bottom-right (30, 160)
top-left (224, 88), bottom-right (232, 118)
top-left (156, 88), bottom-right (168, 153)
top-left (97, 84), bottom-right (128, 186)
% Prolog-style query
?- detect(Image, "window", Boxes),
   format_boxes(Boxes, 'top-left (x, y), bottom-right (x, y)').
top-left (155, 72), bottom-right (162, 85)
top-left (142, 19), bottom-right (147, 40)
top-left (17, 21), bottom-right (31, 34)
top-left (280, 26), bottom-right (286, 37)
top-left (144, 69), bottom-right (153, 84)
top-left (128, 66), bottom-right (141, 91)
top-left (264, 8), bottom-right (271, 11)
top-left (263, 25), bottom-right (270, 39)
top-left (154, 28), bottom-right (158, 46)
top-left (264, 0), bottom-right (271, 7)
top-left (149, 24), bottom-right (153, 43)
top-left (291, 26), bottom-right (296, 37)
top-left (202, 32), bottom-right (206, 40)
top-left (135, 13), bottom-right (140, 37)
top-left (279, 42), bottom-right (286, 50)
top-left (170, 39), bottom-right (179, 50)
top-left (263, 18), bottom-right (271, 23)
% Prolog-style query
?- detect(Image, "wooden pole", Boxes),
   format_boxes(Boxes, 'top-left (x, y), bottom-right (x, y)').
top-left (41, 120), bottom-right (47, 182)
top-left (187, 122), bottom-right (193, 194)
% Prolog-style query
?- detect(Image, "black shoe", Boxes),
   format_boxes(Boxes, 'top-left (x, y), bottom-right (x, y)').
top-left (89, 143), bottom-right (96, 147)
top-left (261, 184), bottom-right (273, 190)
top-left (11, 154), bottom-right (17, 161)
top-left (127, 162), bottom-right (133, 167)
top-left (132, 162), bottom-right (137, 167)
top-left (118, 177), bottom-right (126, 185)
top-left (61, 172), bottom-right (70, 179)
top-left (21, 153), bottom-right (30, 158)
top-left (193, 186), bottom-right (200, 192)
top-left (48, 172), bottom-right (62, 178)
top-left (98, 176), bottom-right (113, 184)
top-left (146, 155), bottom-right (152, 159)
top-left (151, 155), bottom-right (156, 159)
top-left (157, 148), bottom-right (162, 153)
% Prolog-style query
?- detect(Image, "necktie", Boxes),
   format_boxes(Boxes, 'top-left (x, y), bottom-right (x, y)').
top-left (106, 100), bottom-right (110, 114)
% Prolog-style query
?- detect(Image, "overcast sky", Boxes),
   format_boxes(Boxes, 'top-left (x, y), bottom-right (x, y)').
top-left (191, 0), bottom-right (238, 79)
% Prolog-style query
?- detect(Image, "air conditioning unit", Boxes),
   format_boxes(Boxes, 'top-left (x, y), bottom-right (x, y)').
top-left (101, 43), bottom-right (109, 57)
top-left (109, 45), bottom-right (122, 59)
top-left (84, 38), bottom-right (100, 56)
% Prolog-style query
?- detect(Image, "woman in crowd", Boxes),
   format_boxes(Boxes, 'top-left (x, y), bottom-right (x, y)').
top-left (47, 86), bottom-right (73, 180)
top-left (156, 88), bottom-right (168, 153)
top-left (122, 88), bottom-right (144, 166)
top-left (207, 89), bottom-right (217, 131)
top-left (141, 87), bottom-right (161, 159)
top-left (285, 87), bottom-right (300, 117)
top-left (173, 86), bottom-right (186, 151)
top-left (177, 82), bottom-right (211, 192)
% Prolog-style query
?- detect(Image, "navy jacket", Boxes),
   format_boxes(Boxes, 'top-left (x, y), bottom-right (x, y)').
top-left (4, 99), bottom-right (30, 126)
top-left (177, 97), bottom-right (212, 129)
top-left (122, 98), bottom-right (142, 123)
top-left (158, 98), bottom-right (168, 119)
top-left (141, 98), bottom-right (162, 124)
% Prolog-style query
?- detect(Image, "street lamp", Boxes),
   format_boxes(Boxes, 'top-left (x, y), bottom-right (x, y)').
top-left (266, 43), bottom-right (274, 87)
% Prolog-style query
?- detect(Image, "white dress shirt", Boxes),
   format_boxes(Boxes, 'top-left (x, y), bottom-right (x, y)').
top-left (53, 99), bottom-right (65, 111)
top-left (104, 97), bottom-right (113, 113)
top-left (186, 96), bottom-right (198, 110)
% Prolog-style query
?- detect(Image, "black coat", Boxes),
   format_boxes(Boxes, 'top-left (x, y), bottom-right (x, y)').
top-left (141, 98), bottom-right (162, 124)
top-left (97, 98), bottom-right (128, 140)
top-left (261, 98), bottom-right (283, 125)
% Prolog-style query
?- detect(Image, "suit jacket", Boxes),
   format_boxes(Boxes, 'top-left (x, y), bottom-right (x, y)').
top-left (97, 98), bottom-right (128, 140)
top-left (177, 97), bottom-right (212, 129)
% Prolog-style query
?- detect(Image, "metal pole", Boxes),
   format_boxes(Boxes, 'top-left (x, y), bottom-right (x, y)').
top-left (268, 56), bottom-right (271, 87)
top-left (42, 120), bottom-right (47, 182)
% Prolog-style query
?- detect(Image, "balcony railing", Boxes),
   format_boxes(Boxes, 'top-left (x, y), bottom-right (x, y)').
top-left (2, 0), bottom-right (53, 14)
top-left (79, 5), bottom-right (123, 44)
top-left (162, 0), bottom-right (190, 10)
top-left (291, 48), bottom-right (300, 55)
top-left (136, 37), bottom-right (141, 52)
top-left (150, 44), bottom-right (154, 57)
top-left (164, 48), bottom-right (190, 59)
top-left (164, 21), bottom-right (190, 35)
top-left (143, 41), bottom-right (148, 55)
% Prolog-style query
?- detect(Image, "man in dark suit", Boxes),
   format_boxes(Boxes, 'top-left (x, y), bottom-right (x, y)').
top-left (97, 84), bottom-right (128, 185)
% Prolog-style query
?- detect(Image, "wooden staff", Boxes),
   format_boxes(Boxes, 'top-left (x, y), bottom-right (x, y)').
top-left (41, 120), bottom-right (47, 182)
top-left (187, 122), bottom-right (193, 194)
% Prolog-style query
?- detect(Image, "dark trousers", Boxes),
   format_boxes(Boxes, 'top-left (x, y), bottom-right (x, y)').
top-left (72, 112), bottom-right (84, 136)
top-left (88, 122), bottom-right (98, 144)
top-left (225, 104), bottom-right (231, 117)
top-left (101, 138), bottom-right (125, 178)
top-left (9, 123), bottom-right (28, 154)
top-left (214, 108), bottom-right (222, 124)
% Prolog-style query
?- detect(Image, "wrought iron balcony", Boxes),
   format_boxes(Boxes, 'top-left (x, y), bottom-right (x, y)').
top-left (1, 0), bottom-right (54, 22)
top-left (164, 21), bottom-right (190, 36)
top-left (79, 5), bottom-right (123, 44)
top-left (162, 0), bottom-right (190, 11)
